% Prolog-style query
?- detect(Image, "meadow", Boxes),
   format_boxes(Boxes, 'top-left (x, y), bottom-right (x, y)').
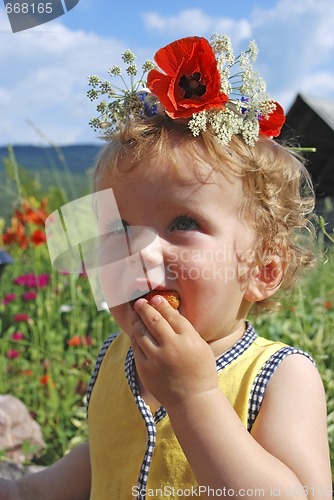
top-left (0, 150), bottom-right (333, 478)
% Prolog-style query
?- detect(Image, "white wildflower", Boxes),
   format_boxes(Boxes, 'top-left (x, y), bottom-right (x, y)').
top-left (189, 111), bottom-right (208, 136)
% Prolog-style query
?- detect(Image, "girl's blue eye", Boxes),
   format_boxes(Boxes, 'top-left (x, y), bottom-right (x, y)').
top-left (172, 216), bottom-right (199, 231)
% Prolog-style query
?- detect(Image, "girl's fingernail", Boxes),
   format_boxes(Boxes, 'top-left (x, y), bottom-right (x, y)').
top-left (149, 294), bottom-right (163, 306)
top-left (133, 298), bottom-right (148, 311)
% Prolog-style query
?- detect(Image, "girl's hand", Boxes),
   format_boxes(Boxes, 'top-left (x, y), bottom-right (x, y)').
top-left (131, 295), bottom-right (219, 410)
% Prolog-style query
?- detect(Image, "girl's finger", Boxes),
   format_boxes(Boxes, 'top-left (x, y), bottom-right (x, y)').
top-left (133, 296), bottom-right (192, 343)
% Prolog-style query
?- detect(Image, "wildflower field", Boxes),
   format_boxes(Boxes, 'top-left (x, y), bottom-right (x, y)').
top-left (0, 152), bottom-right (333, 477)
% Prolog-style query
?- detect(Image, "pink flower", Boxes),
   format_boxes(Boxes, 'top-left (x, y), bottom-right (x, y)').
top-left (13, 313), bottom-right (31, 323)
top-left (6, 349), bottom-right (20, 359)
top-left (14, 273), bottom-right (34, 286)
top-left (11, 332), bottom-right (25, 341)
top-left (2, 293), bottom-right (17, 305)
top-left (36, 274), bottom-right (50, 288)
top-left (22, 291), bottom-right (37, 301)
top-left (14, 273), bottom-right (50, 288)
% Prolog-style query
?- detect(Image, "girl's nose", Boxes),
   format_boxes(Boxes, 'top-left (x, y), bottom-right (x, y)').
top-left (128, 226), bottom-right (165, 287)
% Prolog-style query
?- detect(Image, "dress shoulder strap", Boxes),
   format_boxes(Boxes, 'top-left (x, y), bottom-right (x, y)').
top-left (86, 333), bottom-right (119, 411)
top-left (248, 346), bottom-right (315, 430)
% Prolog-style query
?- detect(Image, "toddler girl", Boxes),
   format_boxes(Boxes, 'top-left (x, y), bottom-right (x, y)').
top-left (0, 34), bottom-right (331, 499)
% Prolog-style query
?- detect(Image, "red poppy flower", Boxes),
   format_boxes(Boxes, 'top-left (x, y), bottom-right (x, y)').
top-left (259, 101), bottom-right (285, 138)
top-left (67, 335), bottom-right (82, 347)
top-left (147, 36), bottom-right (228, 119)
top-left (67, 335), bottom-right (93, 347)
top-left (15, 199), bottom-right (48, 226)
top-left (30, 229), bottom-right (46, 246)
top-left (40, 374), bottom-right (50, 386)
top-left (2, 220), bottom-right (29, 249)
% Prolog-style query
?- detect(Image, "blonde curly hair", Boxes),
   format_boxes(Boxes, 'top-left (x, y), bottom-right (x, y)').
top-left (93, 115), bottom-right (317, 310)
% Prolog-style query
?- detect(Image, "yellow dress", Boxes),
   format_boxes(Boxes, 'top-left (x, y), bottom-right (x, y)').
top-left (87, 323), bottom-right (312, 499)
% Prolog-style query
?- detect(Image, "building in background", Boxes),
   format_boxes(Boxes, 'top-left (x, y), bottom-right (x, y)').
top-left (281, 93), bottom-right (334, 238)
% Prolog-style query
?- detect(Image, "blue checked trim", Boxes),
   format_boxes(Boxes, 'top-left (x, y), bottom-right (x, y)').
top-left (216, 321), bottom-right (256, 372)
top-left (247, 346), bottom-right (315, 431)
top-left (125, 348), bottom-right (156, 500)
top-left (86, 332), bottom-right (118, 412)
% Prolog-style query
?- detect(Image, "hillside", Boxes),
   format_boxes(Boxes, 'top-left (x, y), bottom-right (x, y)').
top-left (0, 144), bottom-right (102, 173)
top-left (0, 144), bottom-right (102, 223)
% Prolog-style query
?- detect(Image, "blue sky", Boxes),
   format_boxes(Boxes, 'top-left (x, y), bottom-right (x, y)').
top-left (0, 0), bottom-right (333, 145)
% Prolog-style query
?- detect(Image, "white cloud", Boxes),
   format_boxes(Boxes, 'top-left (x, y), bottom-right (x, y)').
top-left (143, 9), bottom-right (212, 37)
top-left (300, 72), bottom-right (334, 96)
top-left (142, 9), bottom-right (251, 44)
top-left (250, 0), bottom-right (334, 107)
top-left (0, 12), bottom-right (126, 145)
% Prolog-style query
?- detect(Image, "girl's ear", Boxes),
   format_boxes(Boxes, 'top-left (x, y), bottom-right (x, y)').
top-left (243, 256), bottom-right (286, 302)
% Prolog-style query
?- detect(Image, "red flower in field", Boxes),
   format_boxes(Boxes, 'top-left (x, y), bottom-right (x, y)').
top-left (2, 199), bottom-right (49, 250)
top-left (11, 332), bottom-right (25, 341)
top-left (13, 313), bottom-right (31, 323)
top-left (147, 36), bottom-right (228, 119)
top-left (67, 335), bottom-right (93, 347)
top-left (23, 369), bottom-right (33, 376)
top-left (2, 293), bottom-right (17, 305)
top-left (259, 101), bottom-right (285, 138)
top-left (323, 300), bottom-right (332, 310)
top-left (30, 229), bottom-right (46, 246)
top-left (40, 374), bottom-right (55, 387)
top-left (82, 336), bottom-right (93, 346)
top-left (67, 335), bottom-right (82, 347)
top-left (22, 291), bottom-right (37, 301)
top-left (40, 374), bottom-right (49, 385)
top-left (2, 219), bottom-right (29, 249)
top-left (6, 349), bottom-right (20, 359)
top-left (15, 198), bottom-right (48, 227)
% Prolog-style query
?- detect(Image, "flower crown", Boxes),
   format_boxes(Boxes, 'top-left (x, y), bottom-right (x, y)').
top-left (87, 34), bottom-right (285, 146)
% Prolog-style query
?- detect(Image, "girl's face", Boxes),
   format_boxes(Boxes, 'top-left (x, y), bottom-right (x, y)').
top-left (95, 150), bottom-right (256, 345)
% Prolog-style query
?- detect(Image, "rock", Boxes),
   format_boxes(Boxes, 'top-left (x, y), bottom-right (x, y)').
top-left (0, 395), bottom-right (45, 463)
top-left (0, 461), bottom-right (45, 480)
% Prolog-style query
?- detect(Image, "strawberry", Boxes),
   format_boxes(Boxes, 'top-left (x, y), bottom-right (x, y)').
top-left (145, 290), bottom-right (180, 309)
